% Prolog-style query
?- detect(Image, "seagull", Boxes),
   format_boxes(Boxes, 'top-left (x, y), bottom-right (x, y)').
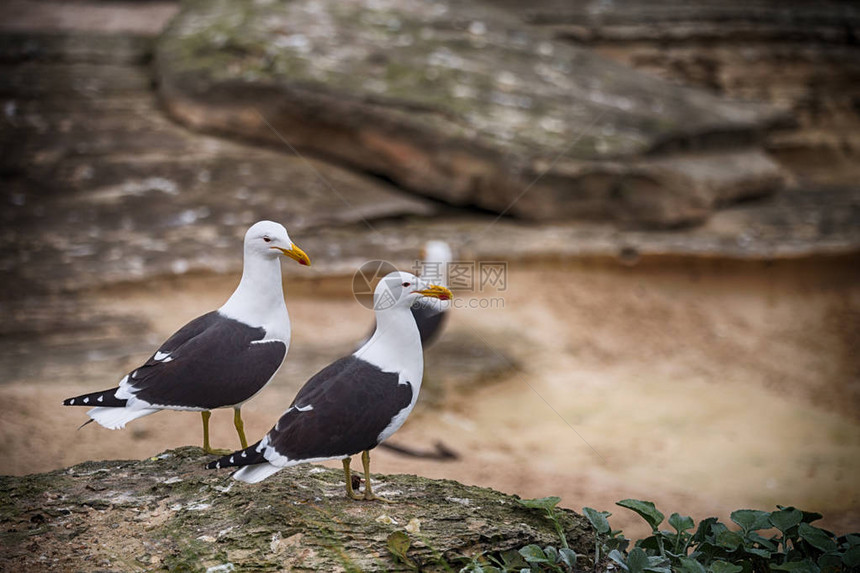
top-left (63, 220), bottom-right (310, 455)
top-left (207, 271), bottom-right (452, 501)
top-left (410, 240), bottom-right (452, 347)
top-left (357, 240), bottom-right (452, 350)
top-left (375, 240), bottom-right (456, 460)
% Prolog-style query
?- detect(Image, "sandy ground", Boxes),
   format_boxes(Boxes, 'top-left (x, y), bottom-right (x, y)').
top-left (1, 257), bottom-right (858, 539)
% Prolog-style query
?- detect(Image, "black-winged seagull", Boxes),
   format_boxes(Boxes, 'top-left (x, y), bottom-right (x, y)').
top-left (63, 220), bottom-right (310, 455)
top-left (207, 271), bottom-right (453, 501)
top-left (358, 240), bottom-right (452, 349)
top-left (410, 240), bottom-right (452, 347)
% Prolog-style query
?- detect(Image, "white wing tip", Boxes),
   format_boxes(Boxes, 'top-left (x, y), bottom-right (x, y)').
top-left (232, 463), bottom-right (282, 484)
top-left (86, 406), bottom-right (158, 430)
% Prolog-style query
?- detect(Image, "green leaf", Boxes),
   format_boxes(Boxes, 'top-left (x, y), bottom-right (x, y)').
top-left (638, 535), bottom-right (661, 552)
top-left (817, 552), bottom-right (842, 573)
top-left (709, 561), bottom-right (743, 573)
top-left (771, 558), bottom-right (819, 572)
top-left (497, 549), bottom-right (527, 567)
top-left (544, 545), bottom-right (558, 563)
top-left (776, 505), bottom-right (824, 525)
top-left (644, 555), bottom-right (672, 573)
top-left (608, 549), bottom-right (629, 571)
top-left (715, 530), bottom-right (744, 551)
top-left (746, 531), bottom-right (778, 551)
top-left (770, 508), bottom-right (803, 534)
top-left (462, 564), bottom-right (500, 573)
top-left (676, 557), bottom-right (707, 573)
top-left (691, 517), bottom-right (721, 545)
top-left (730, 509), bottom-right (771, 533)
top-left (617, 500), bottom-right (665, 531)
top-left (799, 510), bottom-right (824, 524)
top-left (669, 513), bottom-right (695, 534)
top-left (745, 547), bottom-right (772, 558)
top-left (559, 548), bottom-right (577, 568)
top-left (844, 544), bottom-right (860, 567)
top-left (606, 536), bottom-right (630, 554)
top-left (518, 497), bottom-right (561, 511)
top-left (695, 541), bottom-right (722, 560)
top-left (627, 547), bottom-right (649, 573)
top-left (519, 545), bottom-right (549, 564)
top-left (582, 507), bottom-right (611, 534)
top-left (386, 531), bottom-right (413, 566)
top-left (799, 523), bottom-right (837, 553)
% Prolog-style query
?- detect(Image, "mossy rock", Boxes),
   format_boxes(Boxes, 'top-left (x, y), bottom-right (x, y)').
top-left (0, 447), bottom-right (596, 571)
top-left (155, 0), bottom-right (789, 226)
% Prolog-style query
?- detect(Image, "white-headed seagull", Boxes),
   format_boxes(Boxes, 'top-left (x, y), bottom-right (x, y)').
top-left (63, 220), bottom-right (310, 455)
top-left (358, 239), bottom-right (452, 350)
top-left (207, 271), bottom-right (453, 501)
top-left (411, 240), bottom-right (453, 347)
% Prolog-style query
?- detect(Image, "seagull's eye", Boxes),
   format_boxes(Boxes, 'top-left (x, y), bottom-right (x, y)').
top-left (263, 237), bottom-right (272, 243)
top-left (402, 282), bottom-right (411, 288)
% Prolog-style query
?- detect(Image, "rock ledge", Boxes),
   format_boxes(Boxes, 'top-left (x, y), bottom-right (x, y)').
top-left (156, 0), bottom-right (790, 227)
top-left (0, 447), bottom-right (594, 571)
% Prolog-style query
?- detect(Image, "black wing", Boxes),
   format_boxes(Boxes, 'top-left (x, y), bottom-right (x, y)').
top-left (359, 304), bottom-right (447, 350)
top-left (266, 356), bottom-right (413, 461)
top-left (411, 303), bottom-right (448, 347)
top-left (127, 311), bottom-right (286, 409)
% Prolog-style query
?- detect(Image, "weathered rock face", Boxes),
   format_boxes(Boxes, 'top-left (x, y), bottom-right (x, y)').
top-left (0, 32), bottom-right (436, 296)
top-left (502, 0), bottom-right (860, 184)
top-left (0, 447), bottom-right (595, 571)
top-left (155, 0), bottom-right (790, 227)
top-left (3, 23), bottom-right (853, 403)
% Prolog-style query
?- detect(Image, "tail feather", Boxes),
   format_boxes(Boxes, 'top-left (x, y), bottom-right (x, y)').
top-left (86, 406), bottom-right (158, 430)
top-left (232, 463), bottom-right (283, 484)
top-left (64, 388), bottom-right (126, 408)
top-left (206, 440), bottom-right (266, 471)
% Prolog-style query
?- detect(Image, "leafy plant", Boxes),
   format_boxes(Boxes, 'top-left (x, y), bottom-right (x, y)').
top-left (518, 497), bottom-right (572, 550)
top-left (510, 497), bottom-right (578, 572)
top-left (582, 506), bottom-right (630, 564)
top-left (584, 500), bottom-right (860, 573)
top-left (389, 496), bottom-right (858, 573)
top-left (454, 497), bottom-right (580, 573)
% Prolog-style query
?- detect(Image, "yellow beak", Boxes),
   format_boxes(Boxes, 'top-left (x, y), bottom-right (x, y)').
top-left (414, 284), bottom-right (452, 301)
top-left (274, 244), bottom-right (311, 266)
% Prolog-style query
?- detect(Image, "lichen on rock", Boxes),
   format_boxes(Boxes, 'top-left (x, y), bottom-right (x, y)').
top-left (0, 447), bottom-right (595, 571)
top-left (156, 0), bottom-right (790, 226)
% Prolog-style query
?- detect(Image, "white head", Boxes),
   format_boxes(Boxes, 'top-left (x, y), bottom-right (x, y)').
top-left (244, 220), bottom-right (310, 266)
top-left (373, 271), bottom-right (452, 312)
top-left (419, 240), bottom-right (453, 287)
top-left (422, 240), bottom-right (453, 266)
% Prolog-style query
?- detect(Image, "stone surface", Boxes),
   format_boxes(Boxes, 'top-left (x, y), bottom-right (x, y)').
top-left (155, 0), bottom-right (790, 226)
top-left (0, 0), bottom-right (178, 35)
top-left (0, 447), bottom-right (595, 571)
top-left (0, 31), bottom-right (436, 297)
top-left (0, 16), bottom-right (856, 304)
top-left (500, 0), bottom-right (860, 186)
